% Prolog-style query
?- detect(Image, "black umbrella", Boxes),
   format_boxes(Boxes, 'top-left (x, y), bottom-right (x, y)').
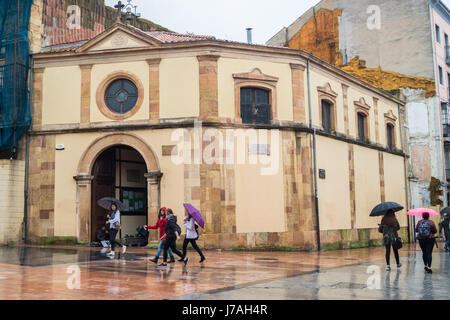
top-left (440, 207), bottom-right (450, 215)
top-left (370, 202), bottom-right (404, 217)
top-left (97, 197), bottom-right (127, 211)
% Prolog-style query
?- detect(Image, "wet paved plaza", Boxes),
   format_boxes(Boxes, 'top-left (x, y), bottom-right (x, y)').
top-left (0, 244), bottom-right (448, 300)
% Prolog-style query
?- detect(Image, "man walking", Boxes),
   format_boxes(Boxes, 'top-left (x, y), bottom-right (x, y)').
top-left (439, 213), bottom-right (450, 252)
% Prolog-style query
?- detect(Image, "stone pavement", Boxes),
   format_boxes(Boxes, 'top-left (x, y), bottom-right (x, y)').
top-left (0, 244), bottom-right (448, 300)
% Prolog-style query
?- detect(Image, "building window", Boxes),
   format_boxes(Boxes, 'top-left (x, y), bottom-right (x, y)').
top-left (233, 68), bottom-right (278, 124)
top-left (96, 70), bottom-right (144, 121)
top-left (386, 124), bottom-right (394, 149)
top-left (240, 87), bottom-right (271, 124)
top-left (448, 72), bottom-right (450, 97)
top-left (439, 66), bottom-right (444, 85)
top-left (322, 100), bottom-right (332, 132)
top-left (317, 83), bottom-right (338, 132)
top-left (104, 79), bottom-right (138, 114)
top-left (436, 24), bottom-right (441, 44)
top-left (357, 112), bottom-right (367, 141)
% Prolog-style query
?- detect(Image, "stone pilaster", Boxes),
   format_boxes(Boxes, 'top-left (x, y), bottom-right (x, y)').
top-left (74, 174), bottom-right (93, 242)
top-left (32, 68), bottom-right (45, 131)
top-left (379, 152), bottom-right (385, 202)
top-left (80, 64), bottom-right (93, 128)
top-left (342, 84), bottom-right (350, 137)
top-left (348, 145), bottom-right (356, 229)
top-left (197, 55), bottom-right (220, 122)
top-left (373, 97), bottom-right (380, 146)
top-left (28, 135), bottom-right (56, 241)
top-left (147, 58), bottom-right (161, 123)
top-left (145, 171), bottom-right (163, 241)
top-left (290, 64), bottom-right (306, 124)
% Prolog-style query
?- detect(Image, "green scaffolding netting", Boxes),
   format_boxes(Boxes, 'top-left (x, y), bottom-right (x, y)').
top-left (0, 0), bottom-right (33, 152)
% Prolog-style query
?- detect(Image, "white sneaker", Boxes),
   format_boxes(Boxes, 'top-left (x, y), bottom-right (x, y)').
top-left (122, 246), bottom-right (127, 254)
top-left (106, 251), bottom-right (115, 257)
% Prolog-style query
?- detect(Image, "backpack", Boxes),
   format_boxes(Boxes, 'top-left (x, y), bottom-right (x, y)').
top-left (418, 220), bottom-right (432, 238)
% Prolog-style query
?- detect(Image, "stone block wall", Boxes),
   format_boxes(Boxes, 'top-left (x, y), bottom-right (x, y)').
top-left (0, 139), bottom-right (26, 245)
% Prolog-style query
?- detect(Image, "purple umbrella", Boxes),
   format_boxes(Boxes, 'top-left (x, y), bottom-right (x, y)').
top-left (183, 203), bottom-right (205, 228)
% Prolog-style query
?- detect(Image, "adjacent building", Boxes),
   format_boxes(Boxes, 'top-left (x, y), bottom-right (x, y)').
top-left (268, 0), bottom-right (449, 224)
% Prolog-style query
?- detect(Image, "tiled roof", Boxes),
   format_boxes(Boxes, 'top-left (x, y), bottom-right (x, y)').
top-left (124, 24), bottom-right (215, 43)
top-left (40, 24), bottom-right (216, 53)
top-left (144, 30), bottom-right (215, 43)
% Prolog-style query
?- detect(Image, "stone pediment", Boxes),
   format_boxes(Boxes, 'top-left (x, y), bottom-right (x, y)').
top-left (76, 24), bottom-right (160, 53)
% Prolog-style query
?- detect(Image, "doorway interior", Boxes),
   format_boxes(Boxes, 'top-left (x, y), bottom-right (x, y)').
top-left (91, 145), bottom-right (148, 242)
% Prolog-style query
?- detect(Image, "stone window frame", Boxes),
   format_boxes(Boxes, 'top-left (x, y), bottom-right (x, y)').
top-left (384, 110), bottom-right (397, 150)
top-left (354, 97), bottom-right (371, 142)
top-left (233, 68), bottom-right (278, 124)
top-left (96, 70), bottom-right (144, 121)
top-left (317, 83), bottom-right (338, 132)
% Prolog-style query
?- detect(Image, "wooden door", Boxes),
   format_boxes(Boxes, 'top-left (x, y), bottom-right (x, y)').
top-left (91, 148), bottom-right (116, 241)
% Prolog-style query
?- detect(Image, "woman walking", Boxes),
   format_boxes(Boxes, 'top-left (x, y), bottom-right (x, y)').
top-left (106, 203), bottom-right (126, 258)
top-left (144, 207), bottom-right (175, 264)
top-left (180, 210), bottom-right (205, 263)
top-left (379, 209), bottom-right (402, 271)
top-left (416, 212), bottom-right (438, 273)
top-left (159, 209), bottom-right (189, 268)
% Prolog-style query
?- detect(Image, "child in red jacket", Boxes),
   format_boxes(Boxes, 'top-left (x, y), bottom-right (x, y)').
top-left (144, 207), bottom-right (174, 263)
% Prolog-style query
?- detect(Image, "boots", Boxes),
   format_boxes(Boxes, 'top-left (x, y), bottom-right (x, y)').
top-left (150, 256), bottom-right (159, 263)
top-left (168, 256), bottom-right (175, 264)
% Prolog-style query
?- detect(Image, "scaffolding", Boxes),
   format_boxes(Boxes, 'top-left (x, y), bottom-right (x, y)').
top-left (0, 0), bottom-right (33, 157)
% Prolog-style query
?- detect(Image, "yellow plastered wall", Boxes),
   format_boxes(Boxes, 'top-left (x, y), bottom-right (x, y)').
top-left (354, 146), bottom-right (381, 229)
top-left (160, 57), bottom-right (199, 119)
top-left (90, 61), bottom-right (149, 122)
top-left (218, 58), bottom-right (293, 121)
top-left (383, 152), bottom-right (408, 227)
top-left (235, 129), bottom-right (285, 233)
top-left (54, 132), bottom-right (99, 236)
top-left (316, 136), bottom-right (352, 230)
top-left (53, 129), bottom-right (185, 237)
top-left (42, 66), bottom-right (81, 125)
top-left (308, 68), bottom-right (344, 133)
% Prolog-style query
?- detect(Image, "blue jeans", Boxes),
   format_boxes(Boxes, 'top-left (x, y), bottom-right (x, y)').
top-left (156, 240), bottom-right (173, 257)
top-left (445, 235), bottom-right (450, 249)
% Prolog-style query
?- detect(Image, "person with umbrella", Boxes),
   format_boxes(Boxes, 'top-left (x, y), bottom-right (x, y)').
top-left (379, 209), bottom-right (402, 271)
top-left (98, 198), bottom-right (127, 258)
top-left (415, 212), bottom-right (438, 273)
top-left (371, 202), bottom-right (404, 271)
top-left (180, 205), bottom-right (205, 263)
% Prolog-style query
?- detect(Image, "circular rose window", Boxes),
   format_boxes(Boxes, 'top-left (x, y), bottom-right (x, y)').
top-left (104, 79), bottom-right (138, 114)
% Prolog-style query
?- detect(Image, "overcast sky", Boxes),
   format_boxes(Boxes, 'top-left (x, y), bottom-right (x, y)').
top-left (105, 0), bottom-right (450, 44)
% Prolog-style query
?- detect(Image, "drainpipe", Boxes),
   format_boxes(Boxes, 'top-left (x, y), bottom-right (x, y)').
top-left (307, 59), bottom-right (321, 251)
top-left (399, 103), bottom-right (411, 244)
top-left (23, 57), bottom-right (33, 243)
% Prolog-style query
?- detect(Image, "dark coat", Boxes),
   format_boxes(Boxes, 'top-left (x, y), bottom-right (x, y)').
top-left (380, 215), bottom-right (400, 246)
top-left (96, 228), bottom-right (108, 242)
top-left (439, 218), bottom-right (450, 237)
top-left (165, 215), bottom-right (179, 238)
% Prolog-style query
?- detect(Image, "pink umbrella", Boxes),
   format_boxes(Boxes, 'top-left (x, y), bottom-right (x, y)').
top-left (406, 208), bottom-right (439, 217)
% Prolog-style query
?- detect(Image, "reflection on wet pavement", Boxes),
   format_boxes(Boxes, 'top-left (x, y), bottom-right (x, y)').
top-left (0, 244), bottom-right (447, 300)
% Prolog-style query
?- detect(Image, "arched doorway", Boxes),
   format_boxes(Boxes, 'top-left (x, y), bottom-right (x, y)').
top-left (75, 133), bottom-right (162, 243)
top-left (91, 145), bottom-right (148, 242)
